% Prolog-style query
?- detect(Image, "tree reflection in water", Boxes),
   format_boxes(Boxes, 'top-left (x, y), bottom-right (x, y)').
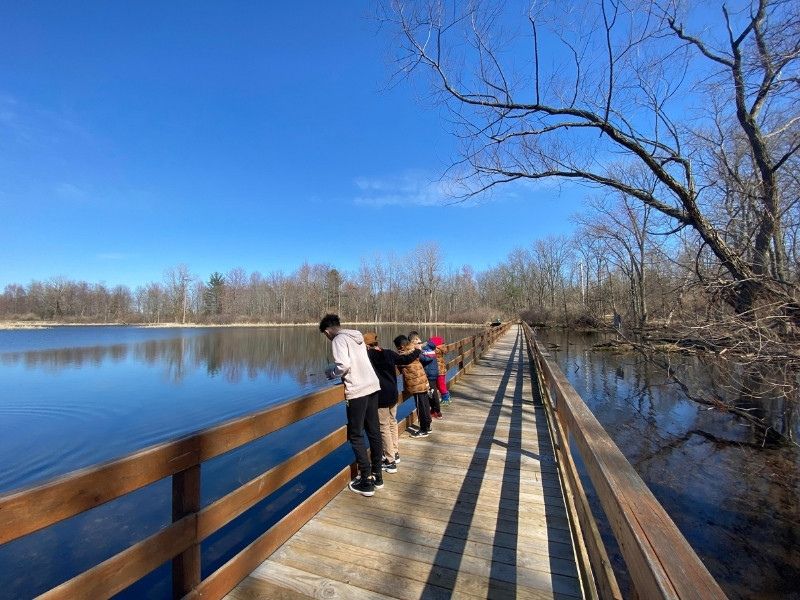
top-left (540, 329), bottom-right (800, 600)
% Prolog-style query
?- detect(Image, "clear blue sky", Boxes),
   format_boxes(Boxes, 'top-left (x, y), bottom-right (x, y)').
top-left (0, 2), bottom-right (584, 289)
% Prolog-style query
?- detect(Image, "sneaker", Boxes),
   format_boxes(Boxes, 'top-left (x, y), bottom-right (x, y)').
top-left (395, 452), bottom-right (401, 464)
top-left (372, 474), bottom-right (384, 489)
top-left (432, 411), bottom-right (444, 419)
top-left (409, 429), bottom-right (428, 438)
top-left (349, 476), bottom-right (375, 497)
top-left (381, 459), bottom-right (398, 474)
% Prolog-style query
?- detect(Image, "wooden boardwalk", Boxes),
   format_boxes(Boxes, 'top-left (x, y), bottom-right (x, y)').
top-left (225, 326), bottom-right (582, 600)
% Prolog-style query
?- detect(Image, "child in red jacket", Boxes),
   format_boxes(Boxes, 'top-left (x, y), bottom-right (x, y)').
top-left (430, 336), bottom-right (451, 405)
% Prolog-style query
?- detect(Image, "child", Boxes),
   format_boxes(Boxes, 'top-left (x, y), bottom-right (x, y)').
top-left (363, 331), bottom-right (421, 472)
top-left (394, 334), bottom-right (432, 437)
top-left (418, 336), bottom-right (443, 419)
top-left (430, 336), bottom-right (451, 405)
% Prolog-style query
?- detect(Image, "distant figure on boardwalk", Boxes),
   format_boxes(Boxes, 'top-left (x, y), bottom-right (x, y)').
top-left (409, 332), bottom-right (442, 419)
top-left (362, 331), bottom-right (420, 473)
top-left (394, 334), bottom-right (433, 438)
top-left (319, 314), bottom-right (382, 497)
top-left (422, 337), bottom-right (444, 419)
top-left (430, 336), bottom-right (451, 405)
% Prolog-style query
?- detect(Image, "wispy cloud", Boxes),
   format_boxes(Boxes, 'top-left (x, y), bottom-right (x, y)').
top-left (96, 252), bottom-right (130, 261)
top-left (0, 91), bottom-right (92, 148)
top-left (352, 170), bottom-right (558, 208)
top-left (54, 182), bottom-right (87, 200)
top-left (353, 171), bottom-right (475, 208)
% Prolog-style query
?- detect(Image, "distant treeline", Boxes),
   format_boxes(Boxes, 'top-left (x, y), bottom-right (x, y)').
top-left (0, 246), bottom-right (496, 325)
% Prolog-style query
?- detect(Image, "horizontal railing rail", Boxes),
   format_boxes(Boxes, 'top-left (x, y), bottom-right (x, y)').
top-left (520, 321), bottom-right (727, 600)
top-left (0, 322), bottom-right (511, 600)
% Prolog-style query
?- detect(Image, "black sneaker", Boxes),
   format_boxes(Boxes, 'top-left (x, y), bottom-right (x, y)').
top-left (381, 459), bottom-right (398, 474)
top-left (409, 429), bottom-right (426, 438)
top-left (372, 473), bottom-right (384, 489)
top-left (395, 452), bottom-right (400, 464)
top-left (420, 429), bottom-right (430, 437)
top-left (349, 476), bottom-right (375, 497)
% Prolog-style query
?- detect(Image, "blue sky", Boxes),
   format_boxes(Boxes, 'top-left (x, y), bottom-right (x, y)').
top-left (0, 2), bottom-right (585, 289)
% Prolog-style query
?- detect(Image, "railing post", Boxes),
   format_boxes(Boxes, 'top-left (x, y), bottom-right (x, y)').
top-left (458, 341), bottom-right (464, 371)
top-left (172, 465), bottom-right (201, 598)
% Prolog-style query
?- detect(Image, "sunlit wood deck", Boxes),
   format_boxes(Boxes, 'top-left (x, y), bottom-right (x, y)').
top-left (225, 326), bottom-right (583, 600)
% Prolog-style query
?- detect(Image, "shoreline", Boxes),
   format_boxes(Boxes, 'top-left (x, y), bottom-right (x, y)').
top-left (0, 321), bottom-right (489, 331)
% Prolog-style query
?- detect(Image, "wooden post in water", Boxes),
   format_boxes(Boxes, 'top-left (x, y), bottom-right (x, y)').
top-left (172, 464), bottom-right (201, 598)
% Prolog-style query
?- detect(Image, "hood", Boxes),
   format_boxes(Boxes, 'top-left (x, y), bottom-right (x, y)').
top-left (337, 329), bottom-right (365, 344)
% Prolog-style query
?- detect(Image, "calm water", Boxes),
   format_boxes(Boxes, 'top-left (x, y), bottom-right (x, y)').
top-left (0, 324), bottom-right (477, 599)
top-left (539, 329), bottom-right (800, 600)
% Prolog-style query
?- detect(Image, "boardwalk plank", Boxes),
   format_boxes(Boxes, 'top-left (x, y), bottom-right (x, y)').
top-left (313, 511), bottom-right (579, 577)
top-left (321, 497), bottom-right (575, 550)
top-left (290, 521), bottom-right (582, 597)
top-left (278, 528), bottom-right (580, 600)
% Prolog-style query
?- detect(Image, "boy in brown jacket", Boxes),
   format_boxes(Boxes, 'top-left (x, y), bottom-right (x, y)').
top-left (393, 334), bottom-right (432, 437)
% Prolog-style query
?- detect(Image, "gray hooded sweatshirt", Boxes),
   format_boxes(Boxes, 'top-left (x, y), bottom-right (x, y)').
top-left (330, 329), bottom-right (380, 400)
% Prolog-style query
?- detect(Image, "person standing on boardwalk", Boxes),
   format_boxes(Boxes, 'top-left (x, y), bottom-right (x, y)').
top-left (362, 331), bottom-right (421, 473)
top-left (420, 336), bottom-right (443, 419)
top-left (319, 314), bottom-right (382, 497)
top-left (430, 336), bottom-right (451, 405)
top-left (394, 334), bottom-right (433, 438)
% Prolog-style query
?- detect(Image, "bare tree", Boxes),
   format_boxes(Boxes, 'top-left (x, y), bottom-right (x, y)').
top-left (164, 264), bottom-right (194, 324)
top-left (386, 0), bottom-right (800, 321)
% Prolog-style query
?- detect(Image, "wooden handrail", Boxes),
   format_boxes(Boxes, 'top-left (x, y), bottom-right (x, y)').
top-left (520, 322), bottom-right (727, 600)
top-left (0, 322), bottom-right (511, 600)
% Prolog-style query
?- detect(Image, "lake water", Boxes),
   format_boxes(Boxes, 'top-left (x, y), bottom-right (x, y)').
top-left (0, 324), bottom-right (478, 599)
top-left (538, 329), bottom-right (800, 600)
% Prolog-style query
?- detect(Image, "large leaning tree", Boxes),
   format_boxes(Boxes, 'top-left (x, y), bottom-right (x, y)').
top-left (384, 0), bottom-right (800, 325)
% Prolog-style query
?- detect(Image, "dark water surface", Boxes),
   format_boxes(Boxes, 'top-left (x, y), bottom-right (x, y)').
top-left (0, 324), bottom-right (477, 599)
top-left (539, 329), bottom-right (800, 600)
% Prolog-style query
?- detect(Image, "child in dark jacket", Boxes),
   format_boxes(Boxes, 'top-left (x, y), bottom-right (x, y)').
top-left (363, 332), bottom-right (421, 471)
top-left (419, 337), bottom-right (443, 419)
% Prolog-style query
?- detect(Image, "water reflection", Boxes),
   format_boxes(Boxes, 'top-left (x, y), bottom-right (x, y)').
top-left (0, 324), bottom-right (478, 599)
top-left (539, 329), bottom-right (800, 600)
top-left (0, 325), bottom-right (474, 386)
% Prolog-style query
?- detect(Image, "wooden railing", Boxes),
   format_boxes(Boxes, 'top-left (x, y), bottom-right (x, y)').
top-left (520, 321), bottom-right (727, 600)
top-left (0, 323), bottom-right (510, 600)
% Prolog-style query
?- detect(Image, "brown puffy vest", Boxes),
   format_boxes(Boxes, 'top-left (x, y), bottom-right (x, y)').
top-left (396, 349), bottom-right (429, 394)
top-left (435, 346), bottom-right (446, 375)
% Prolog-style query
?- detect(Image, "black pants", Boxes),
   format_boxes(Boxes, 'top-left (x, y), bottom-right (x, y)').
top-left (414, 391), bottom-right (432, 433)
top-left (427, 380), bottom-right (441, 413)
top-left (346, 391), bottom-right (382, 476)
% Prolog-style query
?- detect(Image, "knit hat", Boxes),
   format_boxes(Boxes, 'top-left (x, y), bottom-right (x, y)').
top-left (430, 336), bottom-right (444, 346)
top-left (363, 331), bottom-right (379, 346)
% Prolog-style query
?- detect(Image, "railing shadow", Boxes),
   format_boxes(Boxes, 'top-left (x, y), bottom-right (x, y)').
top-left (418, 329), bottom-right (520, 597)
